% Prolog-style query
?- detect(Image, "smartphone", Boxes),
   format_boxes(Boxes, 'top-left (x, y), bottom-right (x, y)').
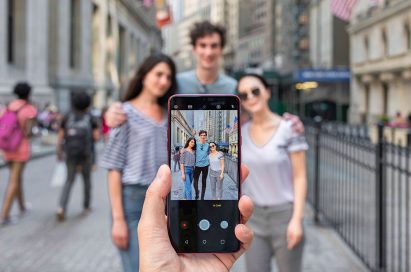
top-left (167, 94), bottom-right (242, 253)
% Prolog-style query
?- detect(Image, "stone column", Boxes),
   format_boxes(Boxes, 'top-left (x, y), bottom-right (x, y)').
top-left (26, 0), bottom-right (53, 103)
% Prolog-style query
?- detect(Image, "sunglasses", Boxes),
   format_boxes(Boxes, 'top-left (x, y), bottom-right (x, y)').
top-left (210, 144), bottom-right (216, 148)
top-left (237, 87), bottom-right (261, 101)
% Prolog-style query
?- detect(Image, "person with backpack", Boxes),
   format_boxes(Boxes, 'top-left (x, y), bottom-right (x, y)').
top-left (172, 146), bottom-right (181, 172)
top-left (0, 82), bottom-right (38, 225)
top-left (55, 91), bottom-right (99, 221)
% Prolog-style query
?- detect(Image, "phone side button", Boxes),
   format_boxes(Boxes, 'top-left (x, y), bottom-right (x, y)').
top-left (198, 219), bottom-right (210, 231)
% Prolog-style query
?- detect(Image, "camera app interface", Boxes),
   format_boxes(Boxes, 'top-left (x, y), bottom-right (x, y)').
top-left (170, 109), bottom-right (239, 201)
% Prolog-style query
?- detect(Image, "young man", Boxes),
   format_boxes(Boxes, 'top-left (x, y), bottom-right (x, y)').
top-left (56, 91), bottom-right (100, 221)
top-left (177, 21), bottom-right (236, 94)
top-left (193, 130), bottom-right (210, 200)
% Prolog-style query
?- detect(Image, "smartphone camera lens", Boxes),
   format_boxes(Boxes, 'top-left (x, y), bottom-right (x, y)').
top-left (216, 105), bottom-right (221, 109)
top-left (173, 105), bottom-right (178, 109)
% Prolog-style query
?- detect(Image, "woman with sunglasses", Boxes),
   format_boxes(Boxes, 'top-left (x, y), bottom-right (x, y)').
top-left (237, 73), bottom-right (308, 272)
top-left (208, 141), bottom-right (225, 200)
top-left (180, 137), bottom-right (196, 200)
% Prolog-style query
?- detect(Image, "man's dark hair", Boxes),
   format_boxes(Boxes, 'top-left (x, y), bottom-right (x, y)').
top-left (71, 90), bottom-right (91, 111)
top-left (13, 82), bottom-right (32, 100)
top-left (189, 21), bottom-right (226, 48)
top-left (198, 130), bottom-right (207, 136)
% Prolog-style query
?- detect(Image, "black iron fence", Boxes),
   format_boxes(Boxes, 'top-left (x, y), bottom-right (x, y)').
top-left (305, 119), bottom-right (411, 272)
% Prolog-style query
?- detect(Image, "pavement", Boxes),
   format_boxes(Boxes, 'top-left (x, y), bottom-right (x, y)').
top-left (171, 168), bottom-right (238, 200)
top-left (0, 144), bottom-right (370, 272)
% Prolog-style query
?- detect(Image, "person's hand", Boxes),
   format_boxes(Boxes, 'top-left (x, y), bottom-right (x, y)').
top-left (219, 172), bottom-right (224, 181)
top-left (138, 164), bottom-right (253, 272)
top-left (287, 218), bottom-right (303, 250)
top-left (282, 112), bottom-right (304, 134)
top-left (105, 102), bottom-right (127, 128)
top-left (181, 173), bottom-right (186, 181)
top-left (112, 219), bottom-right (129, 250)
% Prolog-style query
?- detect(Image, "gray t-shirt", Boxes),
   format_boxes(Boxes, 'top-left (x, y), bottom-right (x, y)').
top-left (242, 120), bottom-right (309, 206)
top-left (177, 70), bottom-right (237, 94)
top-left (209, 151), bottom-right (224, 171)
top-left (180, 149), bottom-right (196, 167)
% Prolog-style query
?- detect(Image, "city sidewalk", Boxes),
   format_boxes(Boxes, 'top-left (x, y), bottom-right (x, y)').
top-left (0, 151), bottom-right (369, 272)
top-left (171, 167), bottom-right (238, 200)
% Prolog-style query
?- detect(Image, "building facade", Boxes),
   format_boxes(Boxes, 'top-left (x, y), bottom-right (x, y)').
top-left (349, 0), bottom-right (411, 124)
top-left (292, 0), bottom-right (350, 121)
top-left (0, 0), bottom-right (161, 112)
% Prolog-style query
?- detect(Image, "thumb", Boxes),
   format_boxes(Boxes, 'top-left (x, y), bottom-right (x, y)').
top-left (140, 165), bottom-right (171, 225)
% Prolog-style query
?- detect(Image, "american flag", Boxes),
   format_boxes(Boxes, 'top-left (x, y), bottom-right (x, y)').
top-left (225, 124), bottom-right (231, 134)
top-left (331, 0), bottom-right (357, 22)
top-left (233, 116), bottom-right (238, 129)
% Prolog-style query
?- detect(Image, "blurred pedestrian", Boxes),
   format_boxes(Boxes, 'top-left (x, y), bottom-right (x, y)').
top-left (0, 82), bottom-right (38, 225)
top-left (180, 138), bottom-right (196, 200)
top-left (56, 90), bottom-right (100, 221)
top-left (172, 146), bottom-right (181, 172)
top-left (389, 111), bottom-right (408, 128)
top-left (100, 53), bottom-right (176, 272)
top-left (208, 141), bottom-right (225, 200)
top-left (237, 73), bottom-right (308, 272)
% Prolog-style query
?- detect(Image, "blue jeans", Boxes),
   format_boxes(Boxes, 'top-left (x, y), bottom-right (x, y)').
top-left (117, 184), bottom-right (148, 272)
top-left (184, 166), bottom-right (193, 200)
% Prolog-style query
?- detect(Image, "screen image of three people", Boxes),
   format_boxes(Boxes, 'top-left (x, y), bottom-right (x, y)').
top-left (171, 126), bottom-right (239, 200)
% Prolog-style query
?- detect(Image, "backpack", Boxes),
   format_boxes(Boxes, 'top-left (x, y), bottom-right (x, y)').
top-left (64, 113), bottom-right (93, 158)
top-left (0, 104), bottom-right (26, 152)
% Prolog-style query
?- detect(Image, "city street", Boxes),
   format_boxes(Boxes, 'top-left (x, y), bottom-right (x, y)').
top-left (171, 166), bottom-right (238, 200)
top-left (0, 148), bottom-right (368, 271)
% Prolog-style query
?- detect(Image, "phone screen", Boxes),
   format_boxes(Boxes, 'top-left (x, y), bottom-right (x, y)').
top-left (167, 95), bottom-right (241, 253)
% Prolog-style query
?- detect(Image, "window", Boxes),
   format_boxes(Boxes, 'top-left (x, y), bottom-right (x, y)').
top-left (364, 84), bottom-right (370, 122)
top-left (381, 29), bottom-right (388, 57)
top-left (364, 35), bottom-right (369, 60)
top-left (7, 0), bottom-right (14, 63)
top-left (70, 0), bottom-right (81, 69)
top-left (405, 23), bottom-right (411, 50)
top-left (382, 83), bottom-right (388, 115)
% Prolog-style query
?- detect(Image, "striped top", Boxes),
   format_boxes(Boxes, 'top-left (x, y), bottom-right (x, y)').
top-left (180, 149), bottom-right (196, 167)
top-left (100, 102), bottom-right (168, 185)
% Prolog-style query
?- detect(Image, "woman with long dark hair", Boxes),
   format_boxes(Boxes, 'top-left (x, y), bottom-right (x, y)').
top-left (1, 82), bottom-right (38, 225)
top-left (180, 137), bottom-right (196, 200)
top-left (101, 53), bottom-right (176, 272)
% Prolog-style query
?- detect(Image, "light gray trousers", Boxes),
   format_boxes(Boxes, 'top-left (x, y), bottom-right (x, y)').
top-left (209, 170), bottom-right (223, 199)
top-left (245, 202), bottom-right (304, 272)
